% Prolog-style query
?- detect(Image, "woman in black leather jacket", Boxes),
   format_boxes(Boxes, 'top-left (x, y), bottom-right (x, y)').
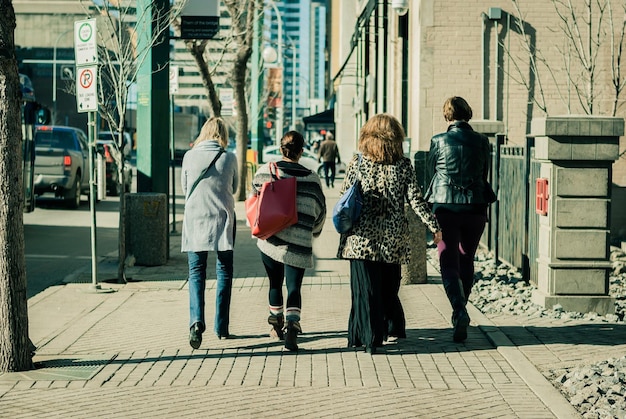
top-left (424, 96), bottom-right (495, 343)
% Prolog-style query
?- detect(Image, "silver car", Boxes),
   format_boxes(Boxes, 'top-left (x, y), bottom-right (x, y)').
top-left (262, 145), bottom-right (345, 176)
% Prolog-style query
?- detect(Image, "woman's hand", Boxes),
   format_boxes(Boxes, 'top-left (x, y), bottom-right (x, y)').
top-left (432, 230), bottom-right (443, 244)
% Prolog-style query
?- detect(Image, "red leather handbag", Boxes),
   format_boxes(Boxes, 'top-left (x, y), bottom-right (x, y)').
top-left (245, 162), bottom-right (298, 240)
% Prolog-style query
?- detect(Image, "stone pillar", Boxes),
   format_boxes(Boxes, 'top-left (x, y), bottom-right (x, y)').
top-left (530, 116), bottom-right (623, 315)
top-left (402, 205), bottom-right (427, 284)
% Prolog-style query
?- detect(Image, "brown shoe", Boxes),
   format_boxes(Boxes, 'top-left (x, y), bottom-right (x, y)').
top-left (284, 320), bottom-right (301, 351)
top-left (268, 315), bottom-right (284, 340)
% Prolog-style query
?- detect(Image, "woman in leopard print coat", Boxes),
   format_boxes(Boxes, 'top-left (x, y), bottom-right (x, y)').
top-left (337, 114), bottom-right (442, 354)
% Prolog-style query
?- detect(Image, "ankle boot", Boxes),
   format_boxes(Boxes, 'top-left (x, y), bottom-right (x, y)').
top-left (284, 320), bottom-right (301, 351)
top-left (452, 309), bottom-right (470, 343)
top-left (268, 314), bottom-right (285, 340)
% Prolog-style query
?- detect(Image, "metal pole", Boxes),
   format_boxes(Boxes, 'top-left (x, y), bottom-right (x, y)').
top-left (289, 37), bottom-right (296, 130)
top-left (52, 29), bottom-right (72, 125)
top-left (170, 94), bottom-right (177, 234)
top-left (268, 0), bottom-right (283, 144)
top-left (88, 111), bottom-right (100, 290)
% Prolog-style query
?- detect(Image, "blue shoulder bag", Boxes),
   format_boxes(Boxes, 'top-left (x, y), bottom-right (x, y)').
top-left (332, 154), bottom-right (363, 233)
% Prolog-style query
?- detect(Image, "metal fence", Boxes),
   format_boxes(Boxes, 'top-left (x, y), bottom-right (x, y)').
top-left (528, 147), bottom-right (541, 285)
top-left (497, 145), bottom-right (528, 270)
top-left (480, 139), bottom-right (540, 282)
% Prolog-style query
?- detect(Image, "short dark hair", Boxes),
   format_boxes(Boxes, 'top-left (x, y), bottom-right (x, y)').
top-left (280, 131), bottom-right (305, 160)
top-left (443, 96), bottom-right (473, 122)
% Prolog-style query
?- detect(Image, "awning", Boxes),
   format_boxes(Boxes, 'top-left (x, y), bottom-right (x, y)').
top-left (302, 109), bottom-right (334, 132)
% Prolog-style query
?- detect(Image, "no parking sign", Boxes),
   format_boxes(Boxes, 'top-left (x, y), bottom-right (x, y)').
top-left (76, 66), bottom-right (98, 113)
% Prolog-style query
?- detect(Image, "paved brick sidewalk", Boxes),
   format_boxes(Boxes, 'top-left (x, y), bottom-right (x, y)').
top-left (0, 188), bottom-right (584, 418)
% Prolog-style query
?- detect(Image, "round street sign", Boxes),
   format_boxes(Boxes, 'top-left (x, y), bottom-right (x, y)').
top-left (76, 66), bottom-right (98, 113)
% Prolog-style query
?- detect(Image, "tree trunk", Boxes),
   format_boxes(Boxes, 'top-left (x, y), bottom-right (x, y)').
top-left (233, 55), bottom-right (250, 201)
top-left (187, 41), bottom-right (221, 118)
top-left (225, 0), bottom-right (256, 201)
top-left (0, 0), bottom-right (34, 372)
top-left (116, 129), bottom-right (128, 283)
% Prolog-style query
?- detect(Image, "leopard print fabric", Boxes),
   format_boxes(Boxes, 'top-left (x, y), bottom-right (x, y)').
top-left (337, 154), bottom-right (440, 264)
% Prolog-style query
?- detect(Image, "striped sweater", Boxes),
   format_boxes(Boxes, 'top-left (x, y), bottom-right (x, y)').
top-left (251, 161), bottom-right (326, 269)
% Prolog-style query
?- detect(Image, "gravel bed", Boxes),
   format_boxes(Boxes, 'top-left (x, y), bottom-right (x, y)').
top-left (428, 246), bottom-right (626, 419)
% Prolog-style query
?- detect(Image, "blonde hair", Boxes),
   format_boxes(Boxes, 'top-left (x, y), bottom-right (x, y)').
top-left (358, 113), bottom-right (405, 164)
top-left (194, 117), bottom-right (228, 148)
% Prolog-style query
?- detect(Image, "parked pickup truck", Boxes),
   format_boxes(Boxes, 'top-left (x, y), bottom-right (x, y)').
top-left (34, 125), bottom-right (92, 209)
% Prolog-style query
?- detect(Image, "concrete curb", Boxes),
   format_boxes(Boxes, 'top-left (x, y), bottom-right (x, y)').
top-left (468, 304), bottom-right (581, 419)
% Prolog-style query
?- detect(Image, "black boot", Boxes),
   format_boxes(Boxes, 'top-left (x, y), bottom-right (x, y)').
top-left (284, 320), bottom-right (301, 351)
top-left (442, 277), bottom-right (470, 343)
top-left (452, 309), bottom-right (470, 343)
top-left (268, 314), bottom-right (285, 340)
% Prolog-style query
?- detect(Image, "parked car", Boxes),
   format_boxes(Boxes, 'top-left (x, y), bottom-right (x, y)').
top-left (34, 125), bottom-right (92, 208)
top-left (98, 131), bottom-right (132, 158)
top-left (262, 145), bottom-right (346, 177)
top-left (95, 138), bottom-right (133, 196)
top-left (263, 145), bottom-right (319, 172)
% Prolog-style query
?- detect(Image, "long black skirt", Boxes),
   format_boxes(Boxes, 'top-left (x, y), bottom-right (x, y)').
top-left (348, 260), bottom-right (405, 348)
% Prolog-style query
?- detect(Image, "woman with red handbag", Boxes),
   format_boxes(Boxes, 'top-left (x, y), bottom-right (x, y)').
top-left (250, 131), bottom-right (327, 351)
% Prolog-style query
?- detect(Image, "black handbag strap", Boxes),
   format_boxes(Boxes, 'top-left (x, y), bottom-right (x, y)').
top-left (186, 149), bottom-right (224, 199)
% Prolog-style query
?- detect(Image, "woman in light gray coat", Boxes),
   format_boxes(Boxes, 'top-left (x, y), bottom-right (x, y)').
top-left (181, 117), bottom-right (238, 349)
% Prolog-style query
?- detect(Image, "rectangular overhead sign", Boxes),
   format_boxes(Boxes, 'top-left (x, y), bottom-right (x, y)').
top-left (220, 88), bottom-right (234, 116)
top-left (76, 66), bottom-right (98, 113)
top-left (180, 0), bottom-right (220, 39)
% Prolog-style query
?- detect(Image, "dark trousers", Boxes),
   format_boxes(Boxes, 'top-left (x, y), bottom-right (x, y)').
top-left (261, 252), bottom-right (305, 321)
top-left (348, 260), bottom-right (404, 348)
top-left (435, 211), bottom-right (487, 318)
top-left (322, 161), bottom-right (336, 187)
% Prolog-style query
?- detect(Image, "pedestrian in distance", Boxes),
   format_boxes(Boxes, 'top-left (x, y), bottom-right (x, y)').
top-left (251, 131), bottom-right (326, 351)
top-left (424, 96), bottom-right (496, 343)
top-left (317, 131), bottom-right (341, 188)
top-left (337, 113), bottom-right (442, 354)
top-left (181, 117), bottom-right (238, 349)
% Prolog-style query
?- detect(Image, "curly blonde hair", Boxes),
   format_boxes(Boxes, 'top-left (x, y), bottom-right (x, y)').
top-left (358, 113), bottom-right (405, 164)
top-left (194, 117), bottom-right (229, 148)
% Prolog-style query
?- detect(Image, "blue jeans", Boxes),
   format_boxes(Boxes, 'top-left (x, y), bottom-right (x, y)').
top-left (188, 250), bottom-right (234, 336)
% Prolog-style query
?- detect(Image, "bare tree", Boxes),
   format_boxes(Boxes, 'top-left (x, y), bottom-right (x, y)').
top-left (607, 0), bottom-right (626, 116)
top-left (173, 0), bottom-right (259, 201)
top-left (225, 0), bottom-right (257, 201)
top-left (77, 0), bottom-right (175, 282)
top-left (507, 0), bottom-right (626, 116)
top-left (169, 24), bottom-right (228, 119)
top-left (0, 0), bottom-right (33, 372)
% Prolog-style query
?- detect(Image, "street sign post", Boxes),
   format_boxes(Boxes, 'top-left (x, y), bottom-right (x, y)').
top-left (74, 18), bottom-right (109, 292)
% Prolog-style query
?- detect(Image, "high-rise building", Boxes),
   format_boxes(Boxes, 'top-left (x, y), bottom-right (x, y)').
top-left (264, 0), bottom-right (328, 132)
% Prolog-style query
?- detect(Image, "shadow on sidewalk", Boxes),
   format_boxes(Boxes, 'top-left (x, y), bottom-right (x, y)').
top-left (494, 323), bottom-right (626, 346)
